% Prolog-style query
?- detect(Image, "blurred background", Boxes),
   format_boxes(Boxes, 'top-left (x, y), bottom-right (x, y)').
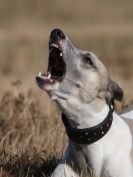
top-left (0, 0), bottom-right (133, 98)
top-left (0, 0), bottom-right (133, 176)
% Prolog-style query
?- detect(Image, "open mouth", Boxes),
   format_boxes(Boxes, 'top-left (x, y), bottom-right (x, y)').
top-left (36, 41), bottom-right (66, 87)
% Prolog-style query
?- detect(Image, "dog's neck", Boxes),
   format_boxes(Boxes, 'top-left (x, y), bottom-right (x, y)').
top-left (63, 98), bottom-right (110, 129)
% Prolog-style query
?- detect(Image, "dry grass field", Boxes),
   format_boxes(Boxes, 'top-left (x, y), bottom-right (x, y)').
top-left (0, 0), bottom-right (133, 176)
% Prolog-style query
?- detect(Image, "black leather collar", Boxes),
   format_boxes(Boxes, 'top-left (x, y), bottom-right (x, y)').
top-left (62, 101), bottom-right (115, 144)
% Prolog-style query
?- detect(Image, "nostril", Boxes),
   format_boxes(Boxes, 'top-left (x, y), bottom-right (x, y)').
top-left (57, 30), bottom-right (65, 39)
top-left (50, 29), bottom-right (65, 39)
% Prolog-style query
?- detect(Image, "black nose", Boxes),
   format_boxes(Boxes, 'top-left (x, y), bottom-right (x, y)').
top-left (50, 29), bottom-right (65, 40)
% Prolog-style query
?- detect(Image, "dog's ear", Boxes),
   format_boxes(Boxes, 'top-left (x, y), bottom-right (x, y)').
top-left (106, 79), bottom-right (124, 103)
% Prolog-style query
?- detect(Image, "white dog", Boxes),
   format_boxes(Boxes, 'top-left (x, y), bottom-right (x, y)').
top-left (36, 29), bottom-right (133, 177)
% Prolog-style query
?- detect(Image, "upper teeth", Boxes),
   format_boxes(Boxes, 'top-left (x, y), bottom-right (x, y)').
top-left (50, 43), bottom-right (63, 57)
top-left (50, 43), bottom-right (59, 49)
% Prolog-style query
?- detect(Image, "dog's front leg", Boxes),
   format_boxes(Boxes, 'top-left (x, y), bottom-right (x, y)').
top-left (51, 162), bottom-right (79, 177)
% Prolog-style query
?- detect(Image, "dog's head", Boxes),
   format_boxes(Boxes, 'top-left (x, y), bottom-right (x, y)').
top-left (36, 29), bottom-right (123, 111)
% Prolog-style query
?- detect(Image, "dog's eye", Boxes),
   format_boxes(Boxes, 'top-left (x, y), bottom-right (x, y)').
top-left (83, 54), bottom-right (93, 66)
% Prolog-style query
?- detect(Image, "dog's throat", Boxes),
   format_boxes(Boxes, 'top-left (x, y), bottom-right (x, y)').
top-left (62, 101), bottom-right (115, 144)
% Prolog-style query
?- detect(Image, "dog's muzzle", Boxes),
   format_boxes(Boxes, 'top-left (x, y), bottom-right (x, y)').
top-left (36, 29), bottom-right (66, 88)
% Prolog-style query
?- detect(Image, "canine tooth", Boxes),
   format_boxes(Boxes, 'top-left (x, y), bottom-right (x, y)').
top-left (47, 74), bottom-right (51, 79)
top-left (38, 72), bottom-right (41, 76)
top-left (60, 52), bottom-right (63, 57)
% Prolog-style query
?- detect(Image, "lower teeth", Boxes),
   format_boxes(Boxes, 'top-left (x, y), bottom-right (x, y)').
top-left (47, 74), bottom-right (51, 79)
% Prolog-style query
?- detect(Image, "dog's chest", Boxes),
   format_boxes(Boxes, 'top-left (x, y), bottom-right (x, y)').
top-left (68, 142), bottom-right (104, 175)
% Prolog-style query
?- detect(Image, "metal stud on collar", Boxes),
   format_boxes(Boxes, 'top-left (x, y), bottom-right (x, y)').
top-left (109, 98), bottom-right (115, 112)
